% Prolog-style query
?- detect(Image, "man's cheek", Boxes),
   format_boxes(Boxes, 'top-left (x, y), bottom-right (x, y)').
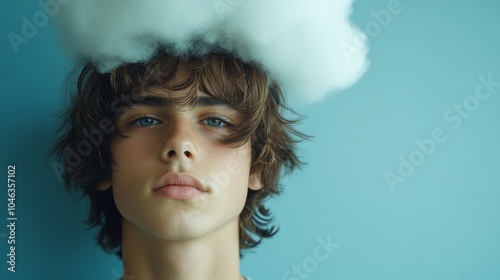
top-left (226, 160), bottom-right (242, 177)
top-left (208, 158), bottom-right (242, 195)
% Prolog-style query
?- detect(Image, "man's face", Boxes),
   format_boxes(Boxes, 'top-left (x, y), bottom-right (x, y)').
top-left (105, 70), bottom-right (261, 241)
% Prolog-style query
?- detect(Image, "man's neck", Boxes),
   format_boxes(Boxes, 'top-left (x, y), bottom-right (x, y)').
top-left (121, 218), bottom-right (245, 280)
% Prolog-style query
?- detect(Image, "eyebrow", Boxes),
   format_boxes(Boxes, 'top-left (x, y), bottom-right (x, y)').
top-left (124, 95), bottom-right (233, 109)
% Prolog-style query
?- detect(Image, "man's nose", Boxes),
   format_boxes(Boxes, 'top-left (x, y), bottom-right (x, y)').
top-left (160, 118), bottom-right (198, 162)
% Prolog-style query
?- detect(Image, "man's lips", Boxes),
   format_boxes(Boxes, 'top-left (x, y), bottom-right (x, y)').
top-left (152, 172), bottom-right (207, 193)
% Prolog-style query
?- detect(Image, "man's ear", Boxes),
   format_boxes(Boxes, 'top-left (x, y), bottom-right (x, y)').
top-left (96, 180), bottom-right (112, 191)
top-left (248, 172), bottom-right (263, 191)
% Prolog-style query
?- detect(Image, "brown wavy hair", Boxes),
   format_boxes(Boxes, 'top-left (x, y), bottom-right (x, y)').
top-left (53, 51), bottom-right (307, 258)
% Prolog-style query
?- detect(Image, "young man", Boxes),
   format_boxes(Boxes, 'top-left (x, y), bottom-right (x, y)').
top-left (54, 51), bottom-right (306, 279)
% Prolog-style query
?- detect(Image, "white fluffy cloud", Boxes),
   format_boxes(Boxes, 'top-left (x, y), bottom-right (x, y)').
top-left (53, 0), bottom-right (369, 103)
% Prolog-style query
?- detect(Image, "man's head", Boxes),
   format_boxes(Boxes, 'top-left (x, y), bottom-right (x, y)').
top-left (54, 51), bottom-right (306, 258)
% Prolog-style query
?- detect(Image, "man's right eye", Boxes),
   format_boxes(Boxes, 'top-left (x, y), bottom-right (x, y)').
top-left (130, 117), bottom-right (160, 127)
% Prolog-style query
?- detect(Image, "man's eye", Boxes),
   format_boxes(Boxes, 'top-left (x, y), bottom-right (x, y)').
top-left (131, 117), bottom-right (160, 127)
top-left (203, 117), bottom-right (229, 128)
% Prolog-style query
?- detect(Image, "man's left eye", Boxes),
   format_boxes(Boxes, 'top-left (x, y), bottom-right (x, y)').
top-left (203, 117), bottom-right (228, 127)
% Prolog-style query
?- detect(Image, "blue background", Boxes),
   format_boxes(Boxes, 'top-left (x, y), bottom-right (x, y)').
top-left (1, 0), bottom-right (499, 279)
